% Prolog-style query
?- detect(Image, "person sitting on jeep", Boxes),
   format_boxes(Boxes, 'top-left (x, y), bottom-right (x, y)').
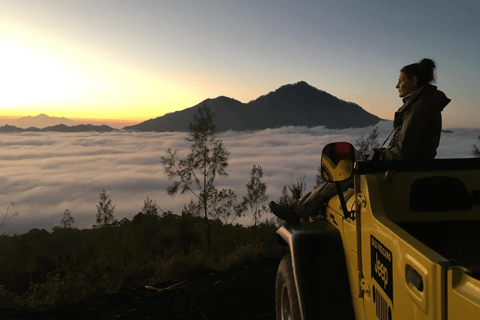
top-left (270, 58), bottom-right (451, 222)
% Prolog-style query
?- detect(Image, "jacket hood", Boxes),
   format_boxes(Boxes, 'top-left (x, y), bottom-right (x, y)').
top-left (421, 85), bottom-right (451, 111)
top-left (393, 84), bottom-right (451, 129)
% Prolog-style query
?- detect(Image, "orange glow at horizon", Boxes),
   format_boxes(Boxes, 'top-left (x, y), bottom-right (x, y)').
top-left (0, 33), bottom-right (207, 121)
top-left (0, 115), bottom-right (20, 120)
top-left (68, 117), bottom-right (143, 125)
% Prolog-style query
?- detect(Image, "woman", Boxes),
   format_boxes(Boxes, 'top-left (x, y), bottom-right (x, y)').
top-left (370, 58), bottom-right (451, 160)
top-left (270, 58), bottom-right (451, 221)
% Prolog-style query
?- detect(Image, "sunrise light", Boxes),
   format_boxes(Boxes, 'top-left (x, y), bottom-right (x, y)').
top-left (0, 37), bottom-right (201, 122)
top-left (0, 40), bottom-right (91, 107)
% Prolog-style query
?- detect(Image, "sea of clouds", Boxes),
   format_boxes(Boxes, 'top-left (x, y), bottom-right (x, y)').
top-left (1, 120), bottom-right (479, 235)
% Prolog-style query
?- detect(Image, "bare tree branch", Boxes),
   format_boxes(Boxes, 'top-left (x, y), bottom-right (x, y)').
top-left (0, 202), bottom-right (18, 231)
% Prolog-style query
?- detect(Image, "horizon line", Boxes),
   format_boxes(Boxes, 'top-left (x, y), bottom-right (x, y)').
top-left (1, 115), bottom-right (479, 131)
top-left (0, 115), bottom-right (144, 125)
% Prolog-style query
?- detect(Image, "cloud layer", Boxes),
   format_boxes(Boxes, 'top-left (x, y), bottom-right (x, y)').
top-left (1, 121), bottom-right (478, 235)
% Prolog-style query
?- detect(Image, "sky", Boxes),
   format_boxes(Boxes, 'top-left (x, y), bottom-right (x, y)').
top-left (1, 0), bottom-right (479, 128)
top-left (1, 121), bottom-right (479, 235)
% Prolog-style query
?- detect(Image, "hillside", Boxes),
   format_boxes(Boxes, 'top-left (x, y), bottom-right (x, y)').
top-left (124, 81), bottom-right (383, 132)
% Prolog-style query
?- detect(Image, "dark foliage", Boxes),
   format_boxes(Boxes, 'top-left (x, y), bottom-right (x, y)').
top-left (286, 174), bottom-right (307, 200)
top-left (60, 209), bottom-right (75, 229)
top-left (277, 175), bottom-right (308, 205)
top-left (0, 212), bottom-right (281, 312)
top-left (243, 165), bottom-right (269, 229)
top-left (93, 189), bottom-right (117, 228)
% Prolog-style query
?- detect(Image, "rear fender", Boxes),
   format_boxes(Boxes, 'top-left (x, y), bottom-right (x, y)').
top-left (276, 221), bottom-right (354, 320)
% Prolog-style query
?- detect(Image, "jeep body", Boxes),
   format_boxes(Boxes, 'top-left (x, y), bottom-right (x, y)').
top-left (276, 143), bottom-right (480, 320)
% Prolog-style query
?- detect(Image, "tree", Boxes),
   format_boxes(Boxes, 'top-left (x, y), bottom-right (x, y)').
top-left (278, 174), bottom-right (307, 205)
top-left (209, 188), bottom-right (246, 225)
top-left (161, 104), bottom-right (229, 251)
top-left (277, 174), bottom-right (308, 205)
top-left (94, 189), bottom-right (116, 228)
top-left (473, 136), bottom-right (480, 158)
top-left (355, 126), bottom-right (380, 160)
top-left (141, 197), bottom-right (159, 215)
top-left (278, 185), bottom-right (292, 206)
top-left (286, 174), bottom-right (306, 200)
top-left (181, 199), bottom-right (201, 217)
top-left (60, 209), bottom-right (75, 229)
top-left (275, 174), bottom-right (308, 226)
top-left (243, 165), bottom-right (269, 231)
top-left (0, 202), bottom-right (17, 231)
top-left (274, 185), bottom-right (293, 227)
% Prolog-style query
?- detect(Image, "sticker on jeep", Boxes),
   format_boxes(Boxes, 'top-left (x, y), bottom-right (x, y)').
top-left (371, 235), bottom-right (393, 301)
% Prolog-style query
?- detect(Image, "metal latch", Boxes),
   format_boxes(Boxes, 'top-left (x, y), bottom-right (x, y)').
top-left (357, 193), bottom-right (367, 208)
top-left (360, 278), bottom-right (370, 297)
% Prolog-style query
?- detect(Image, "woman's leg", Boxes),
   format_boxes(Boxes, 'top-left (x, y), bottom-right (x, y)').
top-left (293, 178), bottom-right (354, 219)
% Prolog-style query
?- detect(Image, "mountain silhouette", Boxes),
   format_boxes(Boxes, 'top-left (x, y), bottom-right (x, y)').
top-left (124, 81), bottom-right (382, 132)
top-left (0, 124), bottom-right (117, 133)
top-left (0, 114), bottom-right (79, 129)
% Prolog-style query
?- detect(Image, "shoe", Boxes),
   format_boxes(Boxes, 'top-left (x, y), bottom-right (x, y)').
top-left (268, 201), bottom-right (299, 223)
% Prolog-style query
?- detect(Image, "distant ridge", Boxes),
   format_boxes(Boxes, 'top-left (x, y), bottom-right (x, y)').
top-left (0, 114), bottom-right (79, 129)
top-left (124, 81), bottom-right (382, 132)
top-left (0, 124), bottom-right (117, 133)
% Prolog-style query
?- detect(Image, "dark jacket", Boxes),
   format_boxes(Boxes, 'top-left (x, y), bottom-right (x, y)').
top-left (375, 84), bottom-right (451, 161)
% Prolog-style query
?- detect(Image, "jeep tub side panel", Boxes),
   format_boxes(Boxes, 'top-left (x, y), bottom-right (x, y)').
top-left (276, 221), bottom-right (355, 320)
top-left (360, 174), bottom-right (450, 320)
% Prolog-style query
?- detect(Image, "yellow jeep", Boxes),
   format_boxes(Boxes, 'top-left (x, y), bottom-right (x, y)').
top-left (276, 142), bottom-right (480, 320)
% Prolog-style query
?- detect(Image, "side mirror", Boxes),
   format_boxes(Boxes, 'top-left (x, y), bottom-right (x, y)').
top-left (321, 142), bottom-right (355, 182)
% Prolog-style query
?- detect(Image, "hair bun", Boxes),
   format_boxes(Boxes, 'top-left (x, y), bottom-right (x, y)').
top-left (401, 58), bottom-right (437, 86)
top-left (420, 58), bottom-right (436, 71)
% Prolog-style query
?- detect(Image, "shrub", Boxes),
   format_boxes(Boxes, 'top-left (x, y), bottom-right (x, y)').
top-left (23, 260), bottom-right (92, 311)
top-left (0, 284), bottom-right (17, 308)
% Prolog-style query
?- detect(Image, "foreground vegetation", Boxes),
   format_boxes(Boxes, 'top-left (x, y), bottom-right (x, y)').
top-left (0, 212), bottom-right (282, 311)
